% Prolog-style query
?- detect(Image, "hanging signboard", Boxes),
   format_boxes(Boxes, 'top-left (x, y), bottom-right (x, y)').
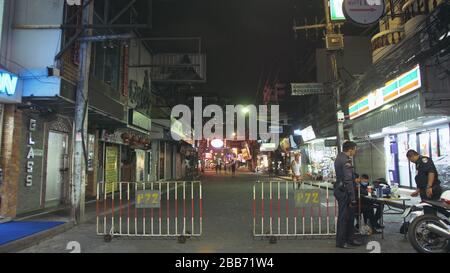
top-left (349, 64), bottom-right (422, 120)
top-left (329, 0), bottom-right (346, 21)
top-left (269, 125), bottom-right (283, 134)
top-left (343, 0), bottom-right (385, 26)
top-left (135, 190), bottom-right (161, 208)
top-left (291, 83), bottom-right (324, 96)
top-left (105, 146), bottom-right (119, 194)
top-left (300, 126), bottom-right (316, 142)
top-left (0, 70), bottom-right (22, 103)
top-left (295, 189), bottom-right (323, 208)
top-left (324, 139), bottom-right (338, 147)
top-left (260, 143), bottom-right (277, 152)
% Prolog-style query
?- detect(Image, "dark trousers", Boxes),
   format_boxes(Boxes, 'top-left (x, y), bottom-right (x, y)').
top-left (419, 185), bottom-right (442, 201)
top-left (361, 202), bottom-right (383, 227)
top-left (336, 198), bottom-right (355, 246)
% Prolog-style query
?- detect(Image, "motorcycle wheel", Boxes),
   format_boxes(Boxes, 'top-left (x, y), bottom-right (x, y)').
top-left (408, 214), bottom-right (449, 253)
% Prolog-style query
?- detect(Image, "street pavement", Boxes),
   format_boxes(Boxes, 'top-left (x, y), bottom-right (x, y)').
top-left (19, 170), bottom-right (416, 253)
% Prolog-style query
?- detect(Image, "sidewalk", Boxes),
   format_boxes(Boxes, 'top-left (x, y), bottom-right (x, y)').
top-left (0, 175), bottom-right (204, 253)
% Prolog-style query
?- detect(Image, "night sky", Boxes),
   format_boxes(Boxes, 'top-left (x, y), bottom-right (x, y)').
top-left (151, 0), bottom-right (312, 105)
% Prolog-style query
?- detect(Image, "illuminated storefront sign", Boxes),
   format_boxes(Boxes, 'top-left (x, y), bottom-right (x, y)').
top-left (349, 65), bottom-right (422, 120)
top-left (0, 70), bottom-right (22, 103)
top-left (300, 126), bottom-right (316, 142)
top-left (260, 143), bottom-right (277, 152)
top-left (26, 119), bottom-right (37, 187)
top-left (329, 0), bottom-right (345, 21)
top-left (211, 139), bottom-right (224, 148)
top-left (0, 71), bottom-right (18, 96)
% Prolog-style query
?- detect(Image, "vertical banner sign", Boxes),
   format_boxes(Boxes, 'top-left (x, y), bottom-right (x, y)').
top-left (26, 119), bottom-right (37, 187)
top-left (105, 146), bottom-right (119, 194)
top-left (87, 134), bottom-right (95, 171)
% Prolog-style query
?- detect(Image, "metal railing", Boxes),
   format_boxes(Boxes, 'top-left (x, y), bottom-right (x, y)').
top-left (96, 181), bottom-right (202, 243)
top-left (253, 180), bottom-right (338, 242)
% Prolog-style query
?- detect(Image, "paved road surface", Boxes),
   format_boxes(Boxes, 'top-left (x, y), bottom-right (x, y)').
top-left (19, 171), bottom-right (415, 253)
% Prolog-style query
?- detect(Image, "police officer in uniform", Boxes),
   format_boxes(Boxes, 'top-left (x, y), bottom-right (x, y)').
top-left (334, 141), bottom-right (362, 249)
top-left (406, 150), bottom-right (442, 201)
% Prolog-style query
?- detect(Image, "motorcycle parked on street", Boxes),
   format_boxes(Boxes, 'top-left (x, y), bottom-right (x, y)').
top-left (406, 191), bottom-right (450, 253)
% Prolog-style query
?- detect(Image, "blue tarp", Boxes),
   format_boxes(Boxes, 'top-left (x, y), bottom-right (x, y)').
top-left (0, 221), bottom-right (66, 246)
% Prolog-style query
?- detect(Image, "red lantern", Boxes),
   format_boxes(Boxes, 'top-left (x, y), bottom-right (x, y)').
top-left (144, 139), bottom-right (151, 150)
top-left (131, 135), bottom-right (139, 144)
top-left (121, 132), bottom-right (131, 143)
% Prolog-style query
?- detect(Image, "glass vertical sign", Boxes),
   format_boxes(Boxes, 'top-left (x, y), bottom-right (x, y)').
top-left (329, 0), bottom-right (346, 21)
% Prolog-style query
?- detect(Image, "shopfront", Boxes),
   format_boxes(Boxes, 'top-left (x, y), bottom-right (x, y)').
top-left (383, 122), bottom-right (450, 188)
top-left (348, 64), bottom-right (450, 188)
top-left (98, 129), bottom-right (152, 193)
top-left (0, 69), bottom-right (23, 218)
top-left (302, 137), bottom-right (338, 181)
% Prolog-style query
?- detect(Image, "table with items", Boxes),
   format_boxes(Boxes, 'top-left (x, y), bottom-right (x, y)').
top-left (362, 195), bottom-right (411, 239)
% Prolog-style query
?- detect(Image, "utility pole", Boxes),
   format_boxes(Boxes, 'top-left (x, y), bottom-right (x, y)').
top-left (72, 0), bottom-right (93, 223)
top-left (293, 0), bottom-right (345, 152)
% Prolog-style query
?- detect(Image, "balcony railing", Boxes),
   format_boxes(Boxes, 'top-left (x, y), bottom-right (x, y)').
top-left (371, 28), bottom-right (405, 52)
top-left (402, 0), bottom-right (439, 22)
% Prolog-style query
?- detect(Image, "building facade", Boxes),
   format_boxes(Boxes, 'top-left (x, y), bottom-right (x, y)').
top-left (0, 0), bottom-right (197, 219)
top-left (345, 0), bottom-right (450, 188)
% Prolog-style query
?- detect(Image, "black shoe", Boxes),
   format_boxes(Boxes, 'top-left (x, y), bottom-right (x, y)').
top-left (336, 244), bottom-right (354, 249)
top-left (346, 240), bottom-right (363, 246)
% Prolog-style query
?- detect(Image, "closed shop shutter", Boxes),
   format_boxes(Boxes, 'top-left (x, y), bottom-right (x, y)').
top-left (354, 138), bottom-right (386, 181)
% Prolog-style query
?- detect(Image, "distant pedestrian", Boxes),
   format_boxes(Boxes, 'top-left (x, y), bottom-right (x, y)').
top-left (231, 160), bottom-right (236, 177)
top-left (215, 163), bottom-right (219, 174)
top-left (291, 153), bottom-right (302, 189)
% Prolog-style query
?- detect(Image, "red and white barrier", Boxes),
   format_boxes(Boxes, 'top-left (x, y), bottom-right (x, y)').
top-left (96, 181), bottom-right (202, 241)
top-left (253, 180), bottom-right (338, 238)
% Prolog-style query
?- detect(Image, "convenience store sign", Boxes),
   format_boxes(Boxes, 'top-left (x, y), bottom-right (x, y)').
top-left (349, 65), bottom-right (421, 120)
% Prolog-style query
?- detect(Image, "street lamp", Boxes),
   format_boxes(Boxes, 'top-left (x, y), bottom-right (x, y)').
top-left (242, 107), bottom-right (250, 114)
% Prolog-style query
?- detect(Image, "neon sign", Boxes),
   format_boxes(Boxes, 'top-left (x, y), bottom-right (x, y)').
top-left (349, 65), bottom-right (422, 120)
top-left (329, 0), bottom-right (346, 21)
top-left (0, 71), bottom-right (19, 96)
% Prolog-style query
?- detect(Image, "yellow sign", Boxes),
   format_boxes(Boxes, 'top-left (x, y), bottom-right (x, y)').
top-left (136, 190), bottom-right (161, 208)
top-left (105, 146), bottom-right (118, 194)
top-left (295, 190), bottom-right (321, 208)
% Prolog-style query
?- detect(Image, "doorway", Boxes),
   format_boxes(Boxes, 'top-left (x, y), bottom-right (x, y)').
top-left (45, 131), bottom-right (68, 207)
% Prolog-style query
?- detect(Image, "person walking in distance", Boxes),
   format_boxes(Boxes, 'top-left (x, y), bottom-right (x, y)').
top-left (334, 141), bottom-right (362, 249)
top-left (231, 159), bottom-right (236, 177)
top-left (291, 153), bottom-right (302, 189)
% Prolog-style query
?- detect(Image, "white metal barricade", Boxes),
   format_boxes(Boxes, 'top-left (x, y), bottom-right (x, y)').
top-left (253, 180), bottom-right (338, 242)
top-left (96, 181), bottom-right (202, 243)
